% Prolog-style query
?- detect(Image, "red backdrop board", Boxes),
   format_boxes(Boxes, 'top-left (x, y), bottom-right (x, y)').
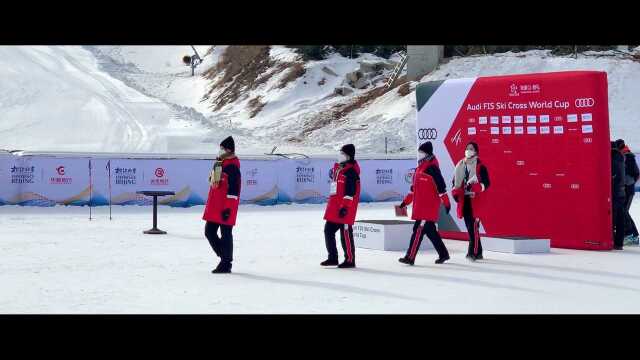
top-left (416, 71), bottom-right (611, 250)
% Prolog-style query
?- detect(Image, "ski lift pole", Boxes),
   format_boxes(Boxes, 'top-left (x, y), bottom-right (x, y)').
top-left (107, 159), bottom-right (112, 220)
top-left (189, 45), bottom-right (202, 77)
top-left (385, 137), bottom-right (388, 154)
top-left (88, 159), bottom-right (93, 221)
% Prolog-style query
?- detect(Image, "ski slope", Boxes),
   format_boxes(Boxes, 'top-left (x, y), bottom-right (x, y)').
top-left (1, 201), bottom-right (639, 313)
top-left (1, 46), bottom-right (640, 155)
top-left (0, 46), bottom-right (210, 153)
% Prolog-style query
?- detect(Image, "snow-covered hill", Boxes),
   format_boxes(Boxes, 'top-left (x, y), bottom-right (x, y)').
top-left (1, 46), bottom-right (640, 155)
top-left (0, 46), bottom-right (210, 153)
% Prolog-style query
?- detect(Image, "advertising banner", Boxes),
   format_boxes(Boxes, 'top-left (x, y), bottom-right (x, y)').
top-left (416, 71), bottom-right (611, 250)
top-left (7, 156), bottom-right (91, 206)
top-left (277, 158), bottom-right (335, 203)
top-left (359, 159), bottom-right (415, 202)
top-left (0, 155), bottom-right (420, 208)
top-left (238, 159), bottom-right (279, 205)
top-left (0, 153), bottom-right (17, 205)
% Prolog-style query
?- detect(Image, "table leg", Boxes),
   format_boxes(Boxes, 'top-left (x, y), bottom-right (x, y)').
top-left (144, 195), bottom-right (167, 235)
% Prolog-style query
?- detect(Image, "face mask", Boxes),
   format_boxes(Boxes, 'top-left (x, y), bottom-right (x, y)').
top-left (339, 153), bottom-right (348, 163)
top-left (418, 151), bottom-right (427, 160)
top-left (219, 149), bottom-right (227, 157)
top-left (465, 150), bottom-right (475, 159)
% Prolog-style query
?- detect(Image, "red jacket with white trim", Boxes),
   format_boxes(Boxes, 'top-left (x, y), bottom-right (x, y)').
top-left (323, 160), bottom-right (361, 225)
top-left (202, 157), bottom-right (241, 226)
top-left (403, 156), bottom-right (447, 222)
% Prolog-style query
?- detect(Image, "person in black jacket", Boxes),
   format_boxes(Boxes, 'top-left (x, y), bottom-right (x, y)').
top-left (621, 142), bottom-right (639, 243)
top-left (611, 140), bottom-right (627, 250)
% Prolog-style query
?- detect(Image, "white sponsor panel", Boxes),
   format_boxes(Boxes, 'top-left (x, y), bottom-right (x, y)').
top-left (527, 115), bottom-right (537, 123)
top-left (13, 157), bottom-right (91, 205)
top-left (514, 126), bottom-right (524, 134)
top-left (581, 113), bottom-right (592, 122)
top-left (359, 159), bottom-right (414, 202)
top-left (416, 77), bottom-right (477, 232)
top-left (467, 127), bottom-right (476, 135)
top-left (502, 127), bottom-right (512, 135)
top-left (554, 126), bottom-right (564, 134)
top-left (490, 127), bottom-right (500, 135)
top-left (277, 158), bottom-right (333, 204)
top-left (581, 124), bottom-right (593, 134)
top-left (490, 116), bottom-right (499, 124)
top-left (501, 116), bottom-right (511, 124)
top-left (539, 115), bottom-right (550, 123)
top-left (527, 126), bottom-right (537, 134)
top-left (514, 115), bottom-right (524, 124)
top-left (540, 126), bottom-right (550, 134)
top-left (478, 116), bottom-right (488, 124)
top-left (567, 114), bottom-right (578, 122)
top-left (239, 159), bottom-right (280, 205)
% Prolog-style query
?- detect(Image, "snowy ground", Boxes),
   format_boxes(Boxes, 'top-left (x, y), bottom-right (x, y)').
top-left (1, 201), bottom-right (639, 314)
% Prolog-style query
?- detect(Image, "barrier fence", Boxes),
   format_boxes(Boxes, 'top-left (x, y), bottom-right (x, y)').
top-left (0, 152), bottom-right (418, 207)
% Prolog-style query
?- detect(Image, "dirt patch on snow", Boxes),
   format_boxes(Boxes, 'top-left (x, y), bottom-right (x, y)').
top-left (248, 96), bottom-right (266, 118)
top-left (203, 46), bottom-right (273, 110)
top-left (397, 81), bottom-right (411, 97)
top-left (277, 62), bottom-right (306, 89)
top-left (298, 75), bottom-right (410, 137)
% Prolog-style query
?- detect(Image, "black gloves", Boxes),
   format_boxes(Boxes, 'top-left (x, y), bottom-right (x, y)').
top-left (338, 207), bottom-right (348, 218)
top-left (221, 208), bottom-right (231, 221)
top-left (398, 201), bottom-right (406, 208)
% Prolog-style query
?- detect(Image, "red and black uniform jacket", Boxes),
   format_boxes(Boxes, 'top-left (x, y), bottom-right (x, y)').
top-left (202, 157), bottom-right (241, 226)
top-left (323, 160), bottom-right (361, 225)
top-left (402, 155), bottom-right (447, 222)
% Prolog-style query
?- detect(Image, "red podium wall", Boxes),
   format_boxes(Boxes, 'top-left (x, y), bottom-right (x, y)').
top-left (416, 71), bottom-right (611, 250)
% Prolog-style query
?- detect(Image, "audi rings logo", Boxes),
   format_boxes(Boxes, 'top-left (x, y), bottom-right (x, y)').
top-left (575, 98), bottom-right (594, 108)
top-left (418, 128), bottom-right (438, 140)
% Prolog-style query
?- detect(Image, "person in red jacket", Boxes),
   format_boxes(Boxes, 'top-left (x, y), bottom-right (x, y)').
top-left (321, 144), bottom-right (361, 269)
top-left (451, 141), bottom-right (490, 261)
top-left (397, 141), bottom-right (451, 265)
top-left (202, 136), bottom-right (241, 274)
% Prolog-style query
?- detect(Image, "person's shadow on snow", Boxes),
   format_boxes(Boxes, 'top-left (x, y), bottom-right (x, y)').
top-left (353, 267), bottom-right (540, 293)
top-left (235, 273), bottom-right (427, 302)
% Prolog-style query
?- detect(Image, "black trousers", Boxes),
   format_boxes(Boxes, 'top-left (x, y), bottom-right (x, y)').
top-left (324, 221), bottom-right (355, 263)
top-left (205, 221), bottom-right (233, 265)
top-left (624, 185), bottom-right (638, 237)
top-left (463, 196), bottom-right (482, 257)
top-left (612, 197), bottom-right (626, 247)
top-left (405, 220), bottom-right (449, 260)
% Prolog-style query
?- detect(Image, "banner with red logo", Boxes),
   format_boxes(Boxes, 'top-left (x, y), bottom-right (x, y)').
top-left (416, 71), bottom-right (611, 250)
top-left (7, 157), bottom-right (91, 206)
top-left (1, 155), bottom-right (418, 208)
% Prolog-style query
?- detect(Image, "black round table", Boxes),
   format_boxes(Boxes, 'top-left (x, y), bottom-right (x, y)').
top-left (136, 191), bottom-right (176, 234)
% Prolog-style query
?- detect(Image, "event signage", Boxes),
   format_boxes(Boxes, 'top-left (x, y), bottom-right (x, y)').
top-left (415, 71), bottom-right (611, 250)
